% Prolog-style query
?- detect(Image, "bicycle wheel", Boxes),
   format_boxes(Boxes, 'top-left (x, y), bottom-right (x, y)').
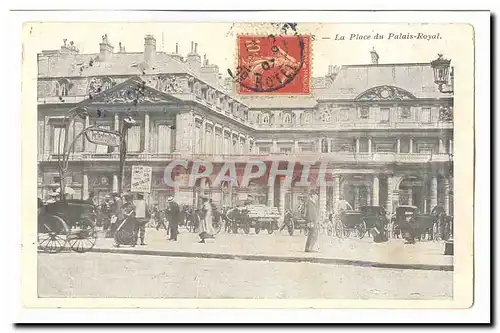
top-left (38, 214), bottom-right (69, 253)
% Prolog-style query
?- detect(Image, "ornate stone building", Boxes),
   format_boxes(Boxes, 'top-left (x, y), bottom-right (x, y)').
top-left (37, 35), bottom-right (454, 218)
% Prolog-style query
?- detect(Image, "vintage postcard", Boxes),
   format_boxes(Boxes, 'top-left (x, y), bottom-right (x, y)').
top-left (21, 16), bottom-right (476, 312)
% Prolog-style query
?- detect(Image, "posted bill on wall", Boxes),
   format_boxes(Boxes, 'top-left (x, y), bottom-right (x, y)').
top-left (19, 11), bottom-right (484, 318)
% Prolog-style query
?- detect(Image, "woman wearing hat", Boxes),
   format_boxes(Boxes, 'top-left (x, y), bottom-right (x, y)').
top-left (198, 196), bottom-right (216, 243)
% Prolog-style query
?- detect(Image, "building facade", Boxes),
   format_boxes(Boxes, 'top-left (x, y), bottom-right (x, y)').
top-left (37, 35), bottom-right (454, 218)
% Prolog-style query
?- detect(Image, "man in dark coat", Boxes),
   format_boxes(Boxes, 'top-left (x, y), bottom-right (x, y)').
top-left (304, 189), bottom-right (319, 252)
top-left (166, 196), bottom-right (180, 241)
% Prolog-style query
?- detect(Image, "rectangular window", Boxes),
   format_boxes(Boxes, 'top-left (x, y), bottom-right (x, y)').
top-left (380, 108), bottom-right (390, 123)
top-left (157, 124), bottom-right (172, 154)
top-left (95, 125), bottom-right (111, 154)
top-left (127, 125), bottom-right (141, 152)
top-left (52, 126), bottom-right (65, 153)
top-left (259, 146), bottom-right (270, 154)
top-left (421, 107), bottom-right (432, 123)
top-left (215, 132), bottom-right (222, 154)
top-left (280, 147), bottom-right (292, 154)
top-left (301, 143), bottom-right (315, 152)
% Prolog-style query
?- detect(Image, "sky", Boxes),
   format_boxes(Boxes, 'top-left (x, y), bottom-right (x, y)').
top-left (28, 22), bottom-right (470, 77)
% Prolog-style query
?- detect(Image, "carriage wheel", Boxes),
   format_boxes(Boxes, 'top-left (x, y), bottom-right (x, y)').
top-left (38, 214), bottom-right (69, 253)
top-left (231, 222), bottom-right (239, 234)
top-left (255, 225), bottom-right (261, 234)
top-left (68, 218), bottom-right (97, 253)
top-left (357, 221), bottom-right (367, 239)
top-left (267, 221), bottom-right (274, 234)
top-left (212, 216), bottom-right (223, 235)
top-left (327, 223), bottom-right (333, 236)
top-left (287, 218), bottom-right (295, 236)
top-left (243, 223), bottom-right (250, 235)
top-left (335, 221), bottom-right (344, 238)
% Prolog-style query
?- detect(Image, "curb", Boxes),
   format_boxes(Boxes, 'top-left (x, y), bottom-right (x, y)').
top-left (88, 247), bottom-right (454, 272)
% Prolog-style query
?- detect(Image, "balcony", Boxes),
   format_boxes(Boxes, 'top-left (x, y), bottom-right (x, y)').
top-left (39, 152), bottom-right (452, 164)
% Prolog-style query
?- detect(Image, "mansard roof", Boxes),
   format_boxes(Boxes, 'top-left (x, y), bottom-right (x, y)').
top-left (37, 52), bottom-right (191, 78)
top-left (314, 63), bottom-right (449, 100)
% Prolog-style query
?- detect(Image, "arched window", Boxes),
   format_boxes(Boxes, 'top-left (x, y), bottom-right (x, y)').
top-left (283, 113), bottom-right (292, 124)
top-left (101, 78), bottom-right (114, 91)
top-left (304, 113), bottom-right (312, 124)
top-left (262, 114), bottom-right (270, 124)
top-left (56, 79), bottom-right (71, 97)
top-left (193, 82), bottom-right (202, 97)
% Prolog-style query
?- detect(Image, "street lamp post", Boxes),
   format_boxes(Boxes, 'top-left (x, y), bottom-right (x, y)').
top-left (430, 54), bottom-right (454, 94)
top-left (118, 115), bottom-right (136, 194)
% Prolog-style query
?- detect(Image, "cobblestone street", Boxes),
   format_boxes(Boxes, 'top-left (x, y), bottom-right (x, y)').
top-left (38, 252), bottom-right (453, 299)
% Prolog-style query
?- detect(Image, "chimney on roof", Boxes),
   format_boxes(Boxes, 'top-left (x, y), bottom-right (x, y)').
top-left (118, 42), bottom-right (126, 53)
top-left (200, 56), bottom-right (219, 86)
top-left (370, 47), bottom-right (379, 65)
top-left (168, 42), bottom-right (183, 62)
top-left (99, 34), bottom-right (114, 62)
top-left (186, 41), bottom-right (201, 73)
top-left (326, 65), bottom-right (340, 85)
top-left (144, 35), bottom-right (157, 66)
top-left (60, 38), bottom-right (79, 55)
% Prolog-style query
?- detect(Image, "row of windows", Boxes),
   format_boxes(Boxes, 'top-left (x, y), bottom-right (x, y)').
top-left (256, 107), bottom-right (434, 125)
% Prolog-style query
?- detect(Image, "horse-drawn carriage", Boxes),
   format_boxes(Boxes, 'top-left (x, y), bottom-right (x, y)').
top-left (181, 204), bottom-right (224, 235)
top-left (37, 199), bottom-right (98, 253)
top-left (332, 202), bottom-right (389, 241)
top-left (225, 204), bottom-right (280, 234)
top-left (391, 205), bottom-right (446, 242)
top-left (282, 207), bottom-right (308, 236)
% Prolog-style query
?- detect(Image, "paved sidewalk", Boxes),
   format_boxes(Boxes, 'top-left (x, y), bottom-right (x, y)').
top-left (91, 228), bottom-right (453, 271)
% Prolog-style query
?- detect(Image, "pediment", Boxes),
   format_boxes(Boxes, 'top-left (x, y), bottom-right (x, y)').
top-left (355, 85), bottom-right (416, 101)
top-left (81, 77), bottom-right (183, 106)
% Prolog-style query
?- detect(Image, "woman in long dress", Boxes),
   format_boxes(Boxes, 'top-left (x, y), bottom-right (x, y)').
top-left (198, 197), bottom-right (216, 243)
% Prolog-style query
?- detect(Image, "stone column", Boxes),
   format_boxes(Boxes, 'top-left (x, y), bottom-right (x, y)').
top-left (213, 126), bottom-right (217, 154)
top-left (449, 138), bottom-right (453, 154)
top-left (355, 138), bottom-right (360, 153)
top-left (397, 138), bottom-right (401, 153)
top-left (333, 176), bottom-right (341, 203)
top-left (294, 140), bottom-right (299, 153)
top-left (144, 112), bottom-right (150, 152)
top-left (327, 139), bottom-right (332, 153)
top-left (44, 116), bottom-right (51, 157)
top-left (272, 139), bottom-right (278, 153)
top-left (279, 178), bottom-right (287, 222)
top-left (372, 175), bottom-right (380, 206)
top-left (409, 137), bottom-right (414, 153)
top-left (268, 179), bottom-right (275, 207)
top-left (408, 187), bottom-right (413, 205)
top-left (114, 113), bottom-right (120, 131)
top-left (83, 115), bottom-right (90, 151)
top-left (443, 177), bottom-right (450, 215)
top-left (317, 138), bottom-right (322, 152)
top-left (368, 137), bottom-right (372, 153)
top-left (82, 173), bottom-right (89, 199)
top-left (438, 138), bottom-right (445, 154)
top-left (113, 113), bottom-right (120, 153)
top-left (354, 186), bottom-right (360, 210)
top-left (112, 173), bottom-right (119, 193)
top-left (430, 176), bottom-right (438, 209)
top-left (319, 185), bottom-right (327, 221)
top-left (201, 119), bottom-right (207, 154)
top-left (386, 176), bottom-right (393, 214)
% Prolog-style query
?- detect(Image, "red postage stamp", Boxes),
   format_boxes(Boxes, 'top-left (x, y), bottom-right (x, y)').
top-left (234, 35), bottom-right (311, 95)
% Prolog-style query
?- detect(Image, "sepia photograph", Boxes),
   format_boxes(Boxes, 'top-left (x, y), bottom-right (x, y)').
top-left (17, 14), bottom-right (480, 314)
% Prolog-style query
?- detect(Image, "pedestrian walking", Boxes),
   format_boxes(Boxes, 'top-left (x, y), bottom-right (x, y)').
top-left (133, 193), bottom-right (148, 246)
top-left (166, 196), bottom-right (180, 241)
top-left (198, 196), bottom-right (216, 243)
top-left (113, 193), bottom-right (137, 247)
top-left (304, 189), bottom-right (319, 253)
